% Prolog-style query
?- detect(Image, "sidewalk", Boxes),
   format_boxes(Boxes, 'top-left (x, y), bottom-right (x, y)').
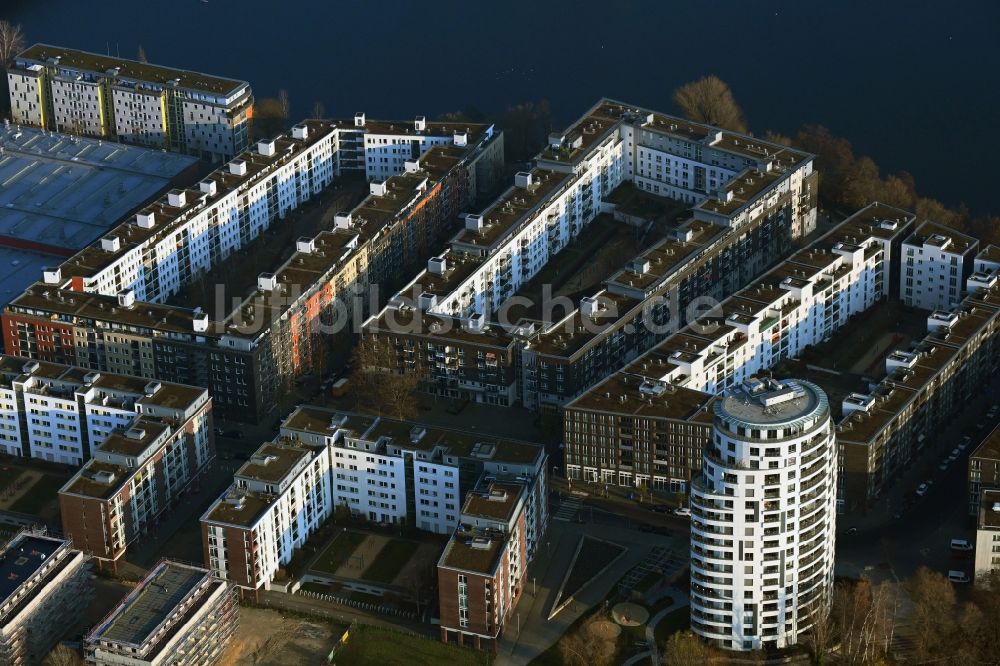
top-left (259, 589), bottom-right (434, 637)
top-left (495, 518), bottom-right (680, 666)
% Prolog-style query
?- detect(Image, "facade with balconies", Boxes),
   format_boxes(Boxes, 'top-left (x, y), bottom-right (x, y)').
top-left (689, 378), bottom-right (836, 651)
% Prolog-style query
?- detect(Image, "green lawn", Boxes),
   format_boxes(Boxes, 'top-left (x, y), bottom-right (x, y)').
top-left (361, 539), bottom-right (415, 584)
top-left (312, 530), bottom-right (367, 575)
top-left (11, 474), bottom-right (67, 515)
top-left (0, 466), bottom-right (21, 494)
top-left (653, 606), bottom-right (690, 647)
top-left (333, 626), bottom-right (488, 666)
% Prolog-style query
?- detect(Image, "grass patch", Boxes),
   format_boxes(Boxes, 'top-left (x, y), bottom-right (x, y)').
top-left (653, 606), bottom-right (689, 647)
top-left (0, 466), bottom-right (21, 494)
top-left (334, 625), bottom-right (488, 666)
top-left (312, 530), bottom-right (367, 575)
top-left (361, 539), bottom-right (415, 584)
top-left (562, 537), bottom-right (626, 600)
top-left (11, 474), bottom-right (67, 515)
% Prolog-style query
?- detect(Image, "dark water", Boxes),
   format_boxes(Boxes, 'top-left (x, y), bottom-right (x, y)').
top-left (4, 0), bottom-right (998, 215)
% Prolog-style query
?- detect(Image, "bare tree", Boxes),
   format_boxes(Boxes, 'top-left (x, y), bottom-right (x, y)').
top-left (277, 89), bottom-right (290, 120)
top-left (312, 101), bottom-right (326, 119)
top-left (349, 335), bottom-right (420, 420)
top-left (672, 76), bottom-right (747, 133)
top-left (661, 630), bottom-right (726, 666)
top-left (907, 566), bottom-right (955, 661)
top-left (252, 97), bottom-right (287, 140)
top-left (831, 578), bottom-right (897, 666)
top-left (0, 21), bottom-right (26, 68)
top-left (558, 616), bottom-right (617, 666)
top-left (136, 44), bottom-right (148, 63)
top-left (42, 646), bottom-right (85, 666)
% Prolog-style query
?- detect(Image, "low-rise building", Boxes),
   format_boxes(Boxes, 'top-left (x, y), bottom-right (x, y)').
top-left (438, 481), bottom-right (528, 652)
top-left (0, 532), bottom-right (93, 665)
top-left (900, 222), bottom-right (978, 311)
top-left (84, 560), bottom-right (238, 666)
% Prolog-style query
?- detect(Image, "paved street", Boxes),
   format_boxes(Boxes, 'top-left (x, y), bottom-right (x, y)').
top-left (836, 375), bottom-right (1000, 583)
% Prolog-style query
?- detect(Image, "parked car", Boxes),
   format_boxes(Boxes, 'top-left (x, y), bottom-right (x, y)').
top-left (947, 570), bottom-right (971, 584)
top-left (674, 507), bottom-right (691, 517)
top-left (915, 483), bottom-right (930, 497)
top-left (938, 461), bottom-right (949, 471)
top-left (650, 504), bottom-right (672, 514)
top-left (222, 430), bottom-right (243, 439)
top-left (958, 436), bottom-right (972, 452)
top-left (977, 422), bottom-right (986, 430)
top-left (951, 447), bottom-right (961, 457)
top-left (950, 538), bottom-right (974, 552)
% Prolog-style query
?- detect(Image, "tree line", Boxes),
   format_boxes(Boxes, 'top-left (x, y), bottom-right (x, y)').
top-left (674, 75), bottom-right (998, 245)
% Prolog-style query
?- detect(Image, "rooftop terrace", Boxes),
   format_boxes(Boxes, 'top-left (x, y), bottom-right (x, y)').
top-left (0, 534), bottom-right (64, 611)
top-left (451, 169), bottom-right (572, 250)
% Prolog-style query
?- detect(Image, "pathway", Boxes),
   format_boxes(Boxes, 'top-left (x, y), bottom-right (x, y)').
top-left (623, 588), bottom-right (690, 666)
top-left (495, 518), bottom-right (677, 666)
top-left (553, 493), bottom-right (586, 522)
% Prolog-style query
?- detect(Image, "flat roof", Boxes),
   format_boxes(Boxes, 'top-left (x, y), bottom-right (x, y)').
top-left (605, 220), bottom-right (721, 292)
top-left (980, 488), bottom-right (1000, 530)
top-left (234, 441), bottom-right (310, 485)
top-left (439, 529), bottom-right (504, 575)
top-left (284, 406), bottom-right (543, 466)
top-left (92, 561), bottom-right (210, 647)
top-left (462, 482), bottom-right (523, 522)
top-left (903, 221), bottom-right (977, 255)
top-left (203, 488), bottom-right (272, 528)
top-left (0, 125), bottom-right (195, 250)
top-left (566, 370), bottom-right (714, 422)
top-left (717, 379), bottom-right (824, 426)
top-left (18, 43), bottom-right (248, 96)
top-left (451, 169), bottom-right (573, 249)
top-left (98, 419), bottom-right (169, 457)
top-left (62, 459), bottom-right (131, 500)
top-left (0, 533), bottom-right (65, 609)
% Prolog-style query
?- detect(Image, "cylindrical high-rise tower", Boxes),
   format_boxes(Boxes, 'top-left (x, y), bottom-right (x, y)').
top-left (689, 377), bottom-right (837, 651)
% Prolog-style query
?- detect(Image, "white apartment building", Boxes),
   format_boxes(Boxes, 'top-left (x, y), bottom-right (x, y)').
top-left (200, 438), bottom-right (334, 597)
top-left (900, 222), bottom-right (978, 311)
top-left (280, 407), bottom-right (547, 543)
top-left (202, 406), bottom-right (547, 595)
top-left (631, 208), bottom-right (906, 396)
top-left (45, 123), bottom-right (336, 305)
top-left (0, 354), bottom-right (210, 466)
top-left (7, 43), bottom-right (253, 161)
top-left (379, 99), bottom-right (815, 328)
top-left (975, 488), bottom-right (1000, 585)
top-left (690, 378), bottom-right (837, 651)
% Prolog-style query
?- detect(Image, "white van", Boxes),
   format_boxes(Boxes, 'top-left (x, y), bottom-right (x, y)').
top-left (950, 538), bottom-right (973, 551)
top-left (947, 570), bottom-right (971, 584)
